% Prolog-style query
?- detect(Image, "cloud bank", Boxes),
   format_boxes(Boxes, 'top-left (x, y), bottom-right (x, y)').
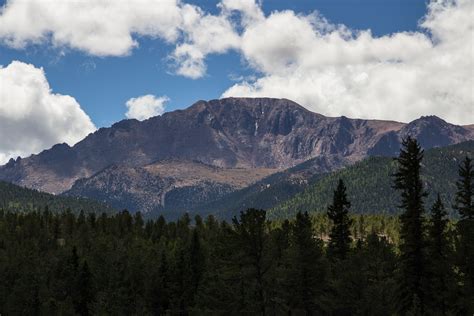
top-left (0, 61), bottom-right (96, 164)
top-left (0, 0), bottom-right (183, 56)
top-left (223, 0), bottom-right (474, 125)
top-left (125, 95), bottom-right (168, 120)
top-left (0, 0), bottom-right (472, 125)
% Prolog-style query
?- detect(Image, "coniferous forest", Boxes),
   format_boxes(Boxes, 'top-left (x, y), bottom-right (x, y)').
top-left (1, 138), bottom-right (473, 315)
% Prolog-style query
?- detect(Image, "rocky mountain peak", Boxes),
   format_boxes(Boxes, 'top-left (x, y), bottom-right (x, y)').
top-left (0, 98), bottom-right (472, 195)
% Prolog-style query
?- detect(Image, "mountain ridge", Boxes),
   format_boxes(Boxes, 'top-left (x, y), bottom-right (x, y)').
top-left (1, 97), bottom-right (472, 216)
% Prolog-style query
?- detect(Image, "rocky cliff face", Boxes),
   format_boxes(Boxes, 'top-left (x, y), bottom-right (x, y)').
top-left (368, 115), bottom-right (474, 156)
top-left (0, 97), bottom-right (472, 214)
top-left (64, 160), bottom-right (276, 214)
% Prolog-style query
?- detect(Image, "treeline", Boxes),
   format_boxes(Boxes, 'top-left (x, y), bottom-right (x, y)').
top-left (0, 209), bottom-right (399, 315)
top-left (0, 137), bottom-right (473, 315)
top-left (0, 181), bottom-right (114, 215)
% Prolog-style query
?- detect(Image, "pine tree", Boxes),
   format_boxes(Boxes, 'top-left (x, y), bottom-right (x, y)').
top-left (172, 242), bottom-right (188, 313)
top-left (327, 179), bottom-right (353, 260)
top-left (285, 212), bottom-right (327, 314)
top-left (133, 212), bottom-right (144, 234)
top-left (453, 156), bottom-right (474, 313)
top-left (267, 219), bottom-right (291, 313)
top-left (70, 246), bottom-right (80, 272)
top-left (393, 136), bottom-right (427, 314)
top-left (151, 251), bottom-right (170, 314)
top-left (76, 261), bottom-right (94, 316)
top-left (187, 229), bottom-right (205, 308)
top-left (454, 156), bottom-right (474, 219)
top-left (87, 212), bottom-right (96, 231)
top-left (232, 209), bottom-right (270, 315)
top-left (425, 194), bottom-right (455, 315)
top-left (358, 232), bottom-right (397, 315)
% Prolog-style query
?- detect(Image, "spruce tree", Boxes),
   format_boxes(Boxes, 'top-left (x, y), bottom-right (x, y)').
top-left (393, 136), bottom-right (427, 314)
top-left (327, 179), bottom-right (353, 260)
top-left (325, 180), bottom-right (355, 315)
top-left (268, 219), bottom-right (291, 312)
top-left (453, 156), bottom-right (474, 313)
top-left (153, 251), bottom-right (170, 314)
top-left (425, 194), bottom-right (455, 315)
top-left (76, 261), bottom-right (93, 316)
top-left (133, 212), bottom-right (144, 234)
top-left (232, 209), bottom-right (269, 315)
top-left (454, 156), bottom-right (474, 219)
top-left (187, 229), bottom-right (205, 308)
top-left (285, 212), bottom-right (327, 314)
top-left (359, 232), bottom-right (397, 315)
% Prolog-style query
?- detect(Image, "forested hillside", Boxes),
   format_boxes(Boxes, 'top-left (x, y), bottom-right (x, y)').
top-left (1, 138), bottom-right (473, 315)
top-left (0, 207), bottom-right (466, 315)
top-left (270, 141), bottom-right (474, 219)
top-left (0, 181), bottom-right (114, 214)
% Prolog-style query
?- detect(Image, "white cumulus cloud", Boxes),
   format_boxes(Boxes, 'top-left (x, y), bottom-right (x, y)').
top-left (0, 0), bottom-right (255, 79)
top-left (0, 0), bottom-right (472, 124)
top-left (168, 3), bottom-right (242, 78)
top-left (125, 94), bottom-right (169, 120)
top-left (222, 0), bottom-right (474, 125)
top-left (0, 0), bottom-right (183, 56)
top-left (0, 61), bottom-right (96, 164)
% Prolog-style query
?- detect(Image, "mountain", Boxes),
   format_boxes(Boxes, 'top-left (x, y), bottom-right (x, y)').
top-left (268, 141), bottom-right (474, 220)
top-left (186, 154), bottom-right (349, 219)
top-left (0, 97), bottom-right (472, 215)
top-left (0, 98), bottom-right (403, 193)
top-left (64, 160), bottom-right (276, 215)
top-left (368, 115), bottom-right (473, 156)
top-left (0, 181), bottom-right (113, 214)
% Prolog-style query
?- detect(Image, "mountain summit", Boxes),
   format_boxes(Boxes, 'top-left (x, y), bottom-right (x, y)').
top-left (1, 97), bottom-right (472, 214)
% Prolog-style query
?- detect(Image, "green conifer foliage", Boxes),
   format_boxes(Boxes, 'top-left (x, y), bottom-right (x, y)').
top-left (454, 156), bottom-right (474, 313)
top-left (425, 195), bottom-right (456, 315)
top-left (393, 137), bottom-right (427, 314)
top-left (327, 179), bottom-right (353, 260)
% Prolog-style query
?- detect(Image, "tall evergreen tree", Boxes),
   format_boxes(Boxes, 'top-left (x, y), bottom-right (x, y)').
top-left (151, 251), bottom-right (170, 314)
top-left (75, 260), bottom-right (94, 316)
top-left (232, 209), bottom-right (270, 315)
top-left (187, 229), bottom-right (205, 308)
top-left (393, 136), bottom-right (427, 314)
top-left (358, 232), bottom-right (397, 315)
top-left (267, 219), bottom-right (291, 312)
top-left (133, 212), bottom-right (144, 234)
top-left (454, 156), bottom-right (474, 219)
top-left (425, 194), bottom-right (455, 315)
top-left (453, 156), bottom-right (474, 313)
top-left (327, 179), bottom-right (353, 260)
top-left (284, 212), bottom-right (327, 314)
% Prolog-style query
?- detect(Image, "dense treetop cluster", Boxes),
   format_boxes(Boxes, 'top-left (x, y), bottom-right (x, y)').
top-left (0, 138), bottom-right (473, 315)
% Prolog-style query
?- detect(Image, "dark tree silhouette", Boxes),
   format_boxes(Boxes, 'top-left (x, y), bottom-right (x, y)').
top-left (232, 208), bottom-right (269, 315)
top-left (285, 212), bottom-right (327, 314)
top-left (454, 156), bottom-right (474, 219)
top-left (76, 261), bottom-right (93, 316)
top-left (454, 156), bottom-right (474, 313)
top-left (393, 136), bottom-right (427, 314)
top-left (327, 179), bottom-right (353, 260)
top-left (425, 195), bottom-right (455, 315)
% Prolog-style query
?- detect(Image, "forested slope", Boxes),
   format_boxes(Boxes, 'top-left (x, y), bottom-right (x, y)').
top-left (269, 141), bottom-right (474, 219)
top-left (0, 181), bottom-right (114, 214)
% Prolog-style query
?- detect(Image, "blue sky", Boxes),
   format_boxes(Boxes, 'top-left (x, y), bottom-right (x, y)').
top-left (0, 0), bottom-right (472, 164)
top-left (0, 0), bottom-right (427, 127)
